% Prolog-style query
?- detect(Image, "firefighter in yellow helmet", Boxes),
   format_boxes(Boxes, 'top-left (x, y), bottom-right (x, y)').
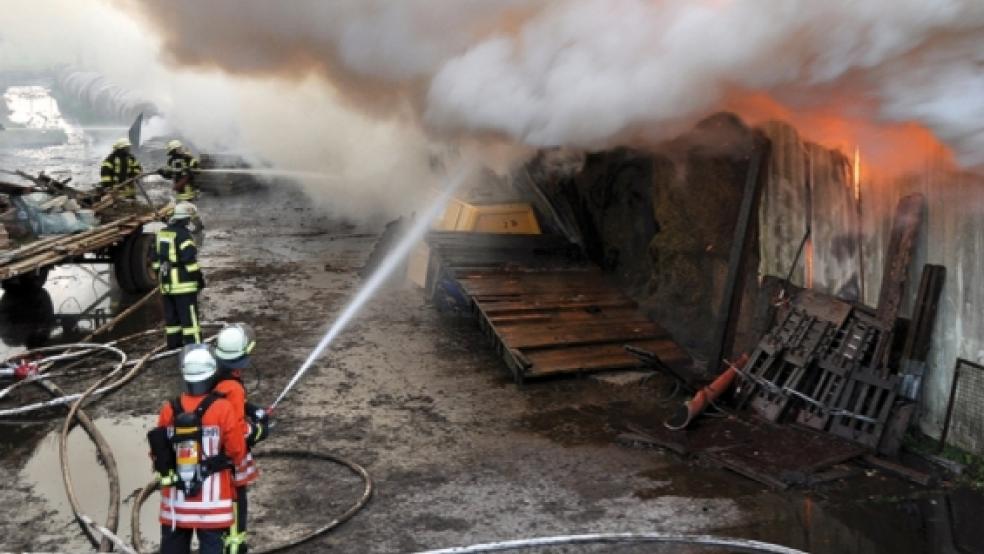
top-left (153, 201), bottom-right (205, 348)
top-left (100, 138), bottom-right (142, 199)
top-left (159, 139), bottom-right (201, 201)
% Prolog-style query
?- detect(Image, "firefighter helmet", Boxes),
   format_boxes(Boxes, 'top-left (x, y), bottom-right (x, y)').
top-left (112, 137), bottom-right (131, 150)
top-left (213, 323), bottom-right (256, 369)
top-left (167, 139), bottom-right (183, 152)
top-left (169, 201), bottom-right (197, 223)
top-left (181, 346), bottom-right (217, 395)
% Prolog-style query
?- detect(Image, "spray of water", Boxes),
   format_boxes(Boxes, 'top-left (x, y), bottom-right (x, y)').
top-left (195, 167), bottom-right (340, 181)
top-left (267, 164), bottom-right (471, 411)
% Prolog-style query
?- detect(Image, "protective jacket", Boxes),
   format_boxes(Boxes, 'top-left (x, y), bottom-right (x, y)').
top-left (213, 374), bottom-right (260, 487)
top-left (164, 150), bottom-right (200, 201)
top-left (100, 149), bottom-right (142, 197)
top-left (157, 393), bottom-right (246, 529)
top-left (153, 221), bottom-right (203, 295)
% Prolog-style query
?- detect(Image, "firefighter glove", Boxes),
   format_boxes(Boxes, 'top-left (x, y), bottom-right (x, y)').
top-left (245, 403), bottom-right (269, 427)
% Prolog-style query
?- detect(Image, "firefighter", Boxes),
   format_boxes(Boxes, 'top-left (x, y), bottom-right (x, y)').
top-left (148, 347), bottom-right (247, 554)
top-left (211, 323), bottom-right (271, 554)
top-left (160, 139), bottom-right (200, 201)
top-left (100, 138), bottom-right (142, 199)
top-left (153, 202), bottom-right (205, 349)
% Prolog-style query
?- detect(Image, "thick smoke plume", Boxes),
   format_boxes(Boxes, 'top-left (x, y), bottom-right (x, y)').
top-left (0, 1), bottom-right (442, 218)
top-left (124, 0), bottom-right (984, 169)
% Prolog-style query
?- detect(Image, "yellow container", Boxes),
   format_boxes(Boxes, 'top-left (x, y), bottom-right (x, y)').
top-left (437, 199), bottom-right (541, 234)
top-left (408, 199), bottom-right (542, 287)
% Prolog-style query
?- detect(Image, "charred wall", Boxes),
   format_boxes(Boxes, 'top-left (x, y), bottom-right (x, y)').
top-left (526, 113), bottom-right (767, 367)
top-left (759, 123), bottom-right (984, 453)
top-left (527, 112), bottom-right (984, 454)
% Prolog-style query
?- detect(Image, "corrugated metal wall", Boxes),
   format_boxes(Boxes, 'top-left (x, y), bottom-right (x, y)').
top-left (758, 122), bottom-right (984, 453)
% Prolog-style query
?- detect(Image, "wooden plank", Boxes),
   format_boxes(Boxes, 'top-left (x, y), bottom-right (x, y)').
top-left (707, 137), bottom-right (771, 374)
top-left (477, 291), bottom-right (629, 304)
top-left (498, 319), bottom-right (666, 347)
top-left (459, 276), bottom-right (611, 295)
top-left (876, 193), bottom-right (925, 328)
top-left (522, 339), bottom-right (690, 376)
top-left (704, 450), bottom-right (792, 490)
top-left (482, 298), bottom-right (637, 315)
top-left (490, 307), bottom-right (647, 326)
top-left (862, 455), bottom-right (935, 486)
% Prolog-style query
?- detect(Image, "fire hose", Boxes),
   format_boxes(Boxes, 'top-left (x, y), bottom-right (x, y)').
top-left (0, 327), bottom-right (226, 418)
top-left (57, 346), bottom-right (163, 552)
top-left (413, 533), bottom-right (808, 554)
top-left (16, 339), bottom-right (372, 552)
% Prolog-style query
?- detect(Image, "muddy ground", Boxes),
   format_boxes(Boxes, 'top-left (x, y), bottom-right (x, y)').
top-left (0, 183), bottom-right (981, 553)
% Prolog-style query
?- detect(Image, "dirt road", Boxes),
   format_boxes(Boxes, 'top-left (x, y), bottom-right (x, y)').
top-left (0, 183), bottom-right (977, 553)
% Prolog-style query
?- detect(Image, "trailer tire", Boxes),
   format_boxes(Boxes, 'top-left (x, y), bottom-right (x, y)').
top-left (128, 233), bottom-right (158, 292)
top-left (1, 266), bottom-right (50, 293)
top-left (112, 236), bottom-right (137, 294)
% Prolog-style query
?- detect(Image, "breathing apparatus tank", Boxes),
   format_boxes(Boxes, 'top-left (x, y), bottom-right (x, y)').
top-left (162, 345), bottom-right (222, 495)
top-left (171, 403), bottom-right (209, 496)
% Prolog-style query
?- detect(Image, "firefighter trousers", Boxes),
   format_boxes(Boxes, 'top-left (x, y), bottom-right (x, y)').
top-left (161, 526), bottom-right (225, 554)
top-left (162, 292), bottom-right (202, 348)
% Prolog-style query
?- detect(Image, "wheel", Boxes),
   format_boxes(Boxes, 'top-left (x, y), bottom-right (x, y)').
top-left (128, 233), bottom-right (158, 292)
top-left (1, 266), bottom-right (50, 292)
top-left (112, 235), bottom-right (137, 293)
top-left (0, 286), bottom-right (54, 346)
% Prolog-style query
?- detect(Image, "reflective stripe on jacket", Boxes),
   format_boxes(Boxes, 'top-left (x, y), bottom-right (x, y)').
top-left (165, 150), bottom-right (199, 181)
top-left (100, 150), bottom-right (142, 185)
top-left (153, 223), bottom-right (201, 295)
top-left (157, 394), bottom-right (246, 529)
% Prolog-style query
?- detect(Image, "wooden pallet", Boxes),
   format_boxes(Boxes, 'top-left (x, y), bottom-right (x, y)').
top-left (426, 232), bottom-right (693, 382)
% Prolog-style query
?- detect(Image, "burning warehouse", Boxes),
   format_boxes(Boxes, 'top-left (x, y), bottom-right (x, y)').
top-left (1, 1), bottom-right (984, 553)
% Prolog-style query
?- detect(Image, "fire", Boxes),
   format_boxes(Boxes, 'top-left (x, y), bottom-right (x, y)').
top-left (853, 147), bottom-right (861, 202)
top-left (725, 92), bottom-right (953, 181)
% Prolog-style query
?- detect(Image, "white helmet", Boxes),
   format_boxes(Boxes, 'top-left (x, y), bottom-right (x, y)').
top-left (213, 323), bottom-right (256, 369)
top-left (112, 137), bottom-right (131, 150)
top-left (169, 201), bottom-right (197, 223)
top-left (181, 346), bottom-right (217, 395)
top-left (166, 139), bottom-right (183, 152)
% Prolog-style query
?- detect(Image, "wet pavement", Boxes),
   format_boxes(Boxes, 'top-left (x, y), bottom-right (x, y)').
top-left (1, 85), bottom-right (983, 554)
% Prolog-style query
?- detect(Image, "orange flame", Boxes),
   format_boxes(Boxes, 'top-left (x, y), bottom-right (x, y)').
top-left (725, 92), bottom-right (953, 181)
top-left (853, 146), bottom-right (861, 202)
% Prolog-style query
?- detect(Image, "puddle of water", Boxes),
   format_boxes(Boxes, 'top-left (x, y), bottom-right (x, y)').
top-left (19, 415), bottom-right (160, 542)
top-left (728, 487), bottom-right (984, 554)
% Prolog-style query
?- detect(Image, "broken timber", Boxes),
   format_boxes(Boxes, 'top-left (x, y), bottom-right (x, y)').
top-left (708, 136), bottom-right (772, 375)
top-left (425, 231), bottom-right (692, 382)
top-left (0, 208), bottom-right (167, 281)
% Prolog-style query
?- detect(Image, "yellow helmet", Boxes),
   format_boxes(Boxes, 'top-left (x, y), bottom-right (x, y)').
top-left (112, 138), bottom-right (131, 150)
top-left (167, 139), bottom-right (183, 152)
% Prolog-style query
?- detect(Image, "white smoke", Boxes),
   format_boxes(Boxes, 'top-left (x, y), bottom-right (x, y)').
top-left (123, 0), bottom-right (984, 166)
top-left (56, 70), bottom-right (158, 123)
top-left (5, 0), bottom-right (984, 212)
top-left (0, 1), bottom-right (444, 218)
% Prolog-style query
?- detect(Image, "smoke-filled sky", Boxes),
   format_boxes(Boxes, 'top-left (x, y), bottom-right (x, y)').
top-left (3, 0), bottom-right (984, 207)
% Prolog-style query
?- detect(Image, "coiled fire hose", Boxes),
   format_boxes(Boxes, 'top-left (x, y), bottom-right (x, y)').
top-left (11, 337), bottom-right (374, 552)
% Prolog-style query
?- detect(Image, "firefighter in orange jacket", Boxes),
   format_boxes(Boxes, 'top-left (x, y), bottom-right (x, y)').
top-left (147, 347), bottom-right (247, 554)
top-left (211, 323), bottom-right (270, 554)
